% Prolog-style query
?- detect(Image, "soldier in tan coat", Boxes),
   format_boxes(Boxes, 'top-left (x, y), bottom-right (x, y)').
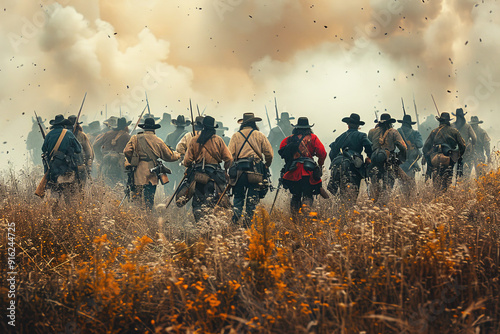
top-left (68, 115), bottom-right (94, 186)
top-left (123, 118), bottom-right (180, 210)
top-left (228, 112), bottom-right (273, 226)
top-left (367, 113), bottom-right (409, 202)
top-left (452, 108), bottom-right (476, 176)
top-left (183, 116), bottom-right (233, 222)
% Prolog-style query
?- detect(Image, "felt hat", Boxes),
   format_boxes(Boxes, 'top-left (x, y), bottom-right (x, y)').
top-left (398, 114), bottom-right (417, 125)
top-left (49, 114), bottom-right (71, 126)
top-left (342, 113), bottom-right (365, 126)
top-left (238, 112), bottom-right (262, 124)
top-left (138, 117), bottom-right (161, 130)
top-left (216, 121), bottom-right (229, 131)
top-left (113, 117), bottom-right (132, 131)
top-left (436, 112), bottom-right (453, 122)
top-left (67, 115), bottom-right (83, 126)
top-left (377, 113), bottom-right (396, 124)
top-left (277, 112), bottom-right (295, 121)
top-left (452, 108), bottom-right (467, 117)
top-left (202, 116), bottom-right (218, 129)
top-left (292, 117), bottom-right (314, 129)
top-left (171, 115), bottom-right (191, 126)
top-left (468, 116), bottom-right (483, 125)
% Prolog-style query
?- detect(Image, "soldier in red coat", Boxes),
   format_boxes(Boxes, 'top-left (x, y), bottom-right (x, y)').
top-left (279, 117), bottom-right (327, 214)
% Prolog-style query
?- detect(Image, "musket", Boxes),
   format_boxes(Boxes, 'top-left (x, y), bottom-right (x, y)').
top-left (129, 104), bottom-right (148, 135)
top-left (189, 98), bottom-right (196, 136)
top-left (413, 94), bottom-right (420, 132)
top-left (119, 106), bottom-right (122, 118)
top-left (201, 106), bottom-right (207, 116)
top-left (165, 173), bottom-right (188, 210)
top-left (401, 97), bottom-right (406, 116)
top-left (196, 104), bottom-right (201, 117)
top-left (274, 97), bottom-right (280, 124)
top-left (34, 111), bottom-right (46, 139)
top-left (215, 170), bottom-right (242, 207)
top-left (265, 106), bottom-right (272, 131)
top-left (374, 110), bottom-right (379, 123)
top-left (430, 94), bottom-right (441, 117)
top-left (145, 92), bottom-right (151, 117)
top-left (73, 92), bottom-right (87, 135)
top-left (269, 178), bottom-right (282, 215)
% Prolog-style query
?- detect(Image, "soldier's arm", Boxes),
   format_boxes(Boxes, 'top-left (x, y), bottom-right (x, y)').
top-left (260, 133), bottom-right (274, 167)
top-left (176, 134), bottom-right (188, 155)
top-left (219, 138), bottom-right (233, 170)
top-left (455, 130), bottom-right (466, 156)
top-left (361, 133), bottom-right (373, 157)
top-left (469, 126), bottom-right (477, 146)
top-left (71, 133), bottom-right (83, 154)
top-left (313, 135), bottom-right (327, 167)
top-left (393, 130), bottom-right (407, 158)
top-left (183, 141), bottom-right (195, 168)
top-left (82, 134), bottom-right (94, 161)
top-left (414, 131), bottom-right (424, 149)
top-left (422, 130), bottom-right (434, 156)
top-left (159, 141), bottom-right (180, 162)
top-left (123, 136), bottom-right (135, 162)
top-left (227, 133), bottom-right (237, 158)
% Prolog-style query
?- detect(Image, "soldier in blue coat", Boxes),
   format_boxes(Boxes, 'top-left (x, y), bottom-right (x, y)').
top-left (397, 115), bottom-right (423, 178)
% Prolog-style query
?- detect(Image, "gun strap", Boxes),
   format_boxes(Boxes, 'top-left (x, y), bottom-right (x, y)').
top-left (49, 129), bottom-right (68, 157)
top-left (137, 134), bottom-right (160, 165)
top-left (379, 128), bottom-right (391, 146)
top-left (236, 129), bottom-right (256, 160)
top-left (199, 137), bottom-right (219, 163)
top-left (399, 128), bottom-right (414, 150)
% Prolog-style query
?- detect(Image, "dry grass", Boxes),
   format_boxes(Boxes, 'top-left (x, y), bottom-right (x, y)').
top-left (0, 163), bottom-right (499, 333)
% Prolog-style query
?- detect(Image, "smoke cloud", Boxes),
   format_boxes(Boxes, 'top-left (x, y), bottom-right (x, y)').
top-left (1, 0), bottom-right (499, 168)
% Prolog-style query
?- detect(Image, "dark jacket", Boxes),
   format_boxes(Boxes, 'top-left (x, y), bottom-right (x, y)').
top-left (423, 124), bottom-right (466, 158)
top-left (329, 129), bottom-right (373, 163)
top-left (42, 125), bottom-right (82, 160)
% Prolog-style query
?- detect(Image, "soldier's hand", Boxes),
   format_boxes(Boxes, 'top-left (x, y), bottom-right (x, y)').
top-left (365, 157), bottom-right (372, 164)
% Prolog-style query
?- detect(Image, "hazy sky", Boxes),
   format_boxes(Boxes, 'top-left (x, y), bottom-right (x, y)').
top-left (1, 0), bottom-right (499, 168)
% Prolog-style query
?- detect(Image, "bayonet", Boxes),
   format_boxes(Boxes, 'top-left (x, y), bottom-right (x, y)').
top-left (201, 106), bottom-right (207, 116)
top-left (197, 104), bottom-right (201, 117)
top-left (129, 104), bottom-right (148, 135)
top-left (189, 98), bottom-right (196, 136)
top-left (431, 94), bottom-right (441, 117)
top-left (401, 97), bottom-right (406, 116)
top-left (265, 106), bottom-right (272, 131)
top-left (145, 92), bottom-right (151, 117)
top-left (413, 94), bottom-right (420, 132)
top-left (73, 92), bottom-right (87, 134)
top-left (274, 97), bottom-right (280, 124)
top-left (34, 111), bottom-right (46, 139)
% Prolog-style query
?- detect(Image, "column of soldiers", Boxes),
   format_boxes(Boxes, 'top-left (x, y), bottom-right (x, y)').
top-left (36, 105), bottom-right (492, 224)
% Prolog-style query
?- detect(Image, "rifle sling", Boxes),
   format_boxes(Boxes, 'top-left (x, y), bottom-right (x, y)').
top-left (50, 129), bottom-right (68, 157)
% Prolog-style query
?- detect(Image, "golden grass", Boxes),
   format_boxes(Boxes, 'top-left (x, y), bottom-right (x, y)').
top-left (0, 164), bottom-right (499, 333)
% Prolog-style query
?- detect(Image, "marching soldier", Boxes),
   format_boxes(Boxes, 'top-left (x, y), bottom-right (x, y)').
top-left (177, 116), bottom-right (204, 159)
top-left (183, 116), bottom-right (233, 223)
top-left (156, 112), bottom-right (175, 141)
top-left (41, 115), bottom-right (82, 203)
top-left (328, 113), bottom-right (372, 203)
top-left (228, 113), bottom-right (273, 226)
top-left (367, 113), bottom-right (409, 202)
top-left (279, 117), bottom-right (327, 215)
top-left (27, 116), bottom-right (47, 165)
top-left (68, 115), bottom-right (94, 186)
top-left (469, 116), bottom-right (491, 176)
top-left (452, 108), bottom-right (476, 176)
top-left (216, 121), bottom-right (231, 146)
top-left (165, 115), bottom-right (191, 148)
top-left (93, 117), bottom-right (131, 186)
top-left (268, 112), bottom-right (294, 183)
top-left (423, 112), bottom-right (466, 192)
top-left (123, 118), bottom-right (181, 210)
top-left (397, 114), bottom-right (423, 178)
top-left (84, 120), bottom-right (103, 144)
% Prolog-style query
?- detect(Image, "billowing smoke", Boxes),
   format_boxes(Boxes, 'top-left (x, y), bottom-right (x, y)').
top-left (1, 0), bottom-right (499, 168)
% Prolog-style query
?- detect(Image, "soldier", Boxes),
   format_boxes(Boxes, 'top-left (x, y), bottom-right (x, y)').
top-left (183, 116), bottom-right (233, 222)
top-left (328, 113), bottom-right (372, 203)
top-left (177, 116), bottom-right (204, 158)
top-left (41, 115), bottom-right (82, 204)
top-left (469, 116), bottom-right (491, 176)
top-left (27, 116), bottom-right (47, 165)
top-left (85, 120), bottom-right (102, 144)
top-left (397, 114), bottom-right (423, 178)
top-left (228, 113), bottom-right (273, 226)
top-left (419, 114), bottom-right (439, 143)
top-left (279, 117), bottom-right (327, 215)
top-left (93, 117), bottom-right (131, 186)
top-left (268, 112), bottom-right (294, 183)
top-left (452, 108), bottom-right (476, 176)
top-left (123, 118), bottom-right (180, 210)
top-left (216, 121), bottom-right (231, 146)
top-left (423, 112), bottom-right (466, 192)
top-left (67, 115), bottom-right (94, 186)
top-left (367, 113), bottom-right (409, 202)
top-left (165, 115), bottom-right (191, 149)
top-left (156, 112), bottom-right (174, 140)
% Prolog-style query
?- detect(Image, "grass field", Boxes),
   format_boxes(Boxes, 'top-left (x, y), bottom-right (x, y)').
top-left (0, 164), bottom-right (499, 333)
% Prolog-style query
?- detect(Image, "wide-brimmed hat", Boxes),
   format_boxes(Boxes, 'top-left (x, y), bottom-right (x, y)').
top-left (103, 116), bottom-right (119, 127)
top-left (171, 115), bottom-right (191, 126)
top-left (342, 113), bottom-right (365, 126)
top-left (452, 108), bottom-right (467, 117)
top-left (398, 114), bottom-right (416, 125)
top-left (67, 115), bottom-right (83, 126)
top-left (436, 112), bottom-right (453, 122)
top-left (469, 116), bottom-right (483, 125)
top-left (113, 117), bottom-right (132, 130)
top-left (202, 116), bottom-right (218, 129)
top-left (216, 121), bottom-right (229, 131)
top-left (377, 113), bottom-right (396, 124)
top-left (49, 114), bottom-right (71, 126)
top-left (87, 121), bottom-right (101, 133)
top-left (238, 112), bottom-right (262, 124)
top-left (277, 112), bottom-right (295, 121)
top-left (292, 117), bottom-right (314, 129)
top-left (138, 117), bottom-right (161, 130)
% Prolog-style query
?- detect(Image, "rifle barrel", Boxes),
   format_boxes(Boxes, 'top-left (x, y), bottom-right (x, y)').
top-left (73, 92), bottom-right (87, 134)
top-left (189, 99), bottom-right (195, 136)
top-left (34, 111), bottom-right (46, 139)
top-left (430, 94), bottom-right (441, 117)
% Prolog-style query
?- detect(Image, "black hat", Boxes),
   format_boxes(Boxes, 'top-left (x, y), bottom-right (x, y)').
top-left (398, 114), bottom-right (416, 125)
top-left (238, 112), bottom-right (262, 124)
top-left (67, 115), bottom-right (83, 126)
top-left (113, 117), bottom-right (132, 130)
top-left (194, 116), bottom-right (205, 126)
top-left (377, 113), bottom-right (396, 124)
top-left (103, 116), bottom-right (119, 127)
top-left (436, 112), bottom-right (453, 123)
top-left (202, 116), bottom-right (218, 129)
top-left (216, 121), bottom-right (229, 131)
top-left (469, 116), bottom-right (483, 125)
top-left (292, 117), bottom-right (314, 129)
top-left (342, 113), bottom-right (365, 126)
top-left (452, 108), bottom-right (467, 117)
top-left (171, 115), bottom-right (191, 127)
top-left (277, 112), bottom-right (295, 121)
top-left (49, 114), bottom-right (71, 126)
top-left (138, 117), bottom-right (161, 130)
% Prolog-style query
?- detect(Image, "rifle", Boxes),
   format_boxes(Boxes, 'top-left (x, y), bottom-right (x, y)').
top-left (430, 94), bottom-right (441, 117)
top-left (34, 112), bottom-right (49, 198)
top-left (196, 104), bottom-right (201, 117)
top-left (274, 97), bottom-right (280, 124)
top-left (401, 97), bottom-right (406, 116)
top-left (165, 172), bottom-right (190, 210)
top-left (413, 94), bottom-right (420, 132)
top-left (129, 104), bottom-right (148, 136)
top-left (34, 111), bottom-right (46, 139)
top-left (189, 98), bottom-right (196, 136)
top-left (119, 166), bottom-right (136, 208)
top-left (265, 106), bottom-right (272, 131)
top-left (201, 106), bottom-right (207, 116)
top-left (269, 177), bottom-right (283, 215)
top-left (374, 110), bottom-right (379, 123)
top-left (149, 158), bottom-right (172, 185)
top-left (73, 92), bottom-right (87, 135)
top-left (145, 92), bottom-right (151, 117)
